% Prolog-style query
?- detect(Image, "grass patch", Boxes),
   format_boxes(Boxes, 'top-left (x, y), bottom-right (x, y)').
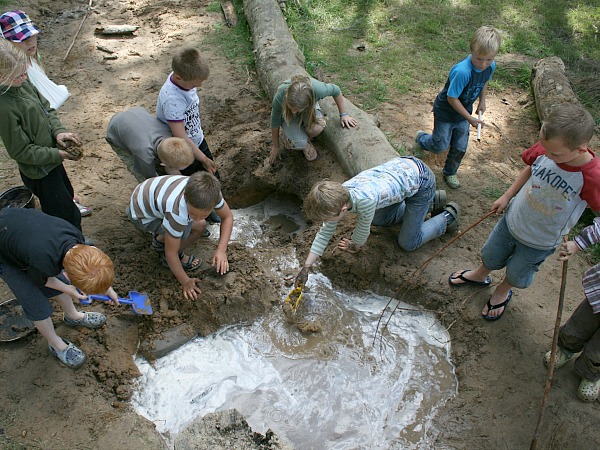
top-left (482, 186), bottom-right (506, 201)
top-left (281, 0), bottom-right (600, 120)
top-left (204, 0), bottom-right (255, 75)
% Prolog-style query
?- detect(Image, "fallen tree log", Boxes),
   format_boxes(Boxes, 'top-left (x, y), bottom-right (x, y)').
top-left (242, 0), bottom-right (397, 176)
top-left (531, 56), bottom-right (582, 123)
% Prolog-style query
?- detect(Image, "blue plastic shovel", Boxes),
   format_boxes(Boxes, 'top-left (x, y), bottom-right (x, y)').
top-left (80, 291), bottom-right (153, 315)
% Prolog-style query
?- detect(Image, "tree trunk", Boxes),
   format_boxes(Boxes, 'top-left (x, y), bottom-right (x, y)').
top-left (531, 56), bottom-right (581, 123)
top-left (242, 0), bottom-right (397, 176)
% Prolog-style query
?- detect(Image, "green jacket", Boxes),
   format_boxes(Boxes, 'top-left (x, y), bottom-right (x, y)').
top-left (0, 80), bottom-right (65, 179)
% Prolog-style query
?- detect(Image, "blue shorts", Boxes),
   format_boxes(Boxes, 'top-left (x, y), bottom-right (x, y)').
top-left (0, 256), bottom-right (64, 321)
top-left (481, 215), bottom-right (556, 289)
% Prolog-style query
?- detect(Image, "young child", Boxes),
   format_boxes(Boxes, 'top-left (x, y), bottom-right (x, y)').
top-left (156, 48), bottom-right (218, 177)
top-left (545, 218), bottom-right (600, 402)
top-left (294, 157), bottom-right (459, 286)
top-left (0, 9), bottom-right (91, 217)
top-left (415, 26), bottom-right (502, 189)
top-left (269, 75), bottom-right (358, 164)
top-left (127, 172), bottom-right (233, 300)
top-left (449, 104), bottom-right (600, 321)
top-left (106, 106), bottom-right (198, 181)
top-left (0, 39), bottom-right (84, 230)
top-left (0, 208), bottom-right (119, 368)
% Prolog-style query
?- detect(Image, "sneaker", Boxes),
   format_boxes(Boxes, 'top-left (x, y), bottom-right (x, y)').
top-left (443, 174), bottom-right (460, 189)
top-left (74, 199), bottom-right (92, 217)
top-left (544, 347), bottom-right (576, 369)
top-left (63, 311), bottom-right (106, 329)
top-left (428, 189), bottom-right (447, 215)
top-left (49, 338), bottom-right (86, 368)
top-left (577, 378), bottom-right (600, 402)
top-left (442, 202), bottom-right (460, 233)
top-left (414, 130), bottom-right (427, 151)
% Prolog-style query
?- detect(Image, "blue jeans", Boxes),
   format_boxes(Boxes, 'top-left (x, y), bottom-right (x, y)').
top-left (372, 161), bottom-right (447, 251)
top-left (481, 215), bottom-right (556, 289)
top-left (417, 116), bottom-right (470, 176)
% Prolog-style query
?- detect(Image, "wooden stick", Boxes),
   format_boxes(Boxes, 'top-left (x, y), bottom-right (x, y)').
top-left (477, 111), bottom-right (482, 141)
top-left (373, 209), bottom-right (496, 344)
top-left (530, 258), bottom-right (568, 450)
top-left (64, 0), bottom-right (93, 62)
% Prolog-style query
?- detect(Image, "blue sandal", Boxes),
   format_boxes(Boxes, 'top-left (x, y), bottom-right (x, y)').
top-left (482, 290), bottom-right (512, 321)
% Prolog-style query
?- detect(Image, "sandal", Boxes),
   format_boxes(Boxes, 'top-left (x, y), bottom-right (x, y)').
top-left (151, 234), bottom-right (165, 253)
top-left (577, 378), bottom-right (600, 402)
top-left (449, 269), bottom-right (491, 287)
top-left (49, 338), bottom-right (86, 368)
top-left (429, 189), bottom-right (447, 215)
top-left (482, 290), bottom-right (512, 321)
top-left (302, 143), bottom-right (318, 161)
top-left (161, 252), bottom-right (202, 272)
top-left (63, 311), bottom-right (106, 329)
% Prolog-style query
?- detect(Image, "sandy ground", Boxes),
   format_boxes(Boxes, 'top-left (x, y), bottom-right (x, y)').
top-left (1, 0), bottom-right (599, 448)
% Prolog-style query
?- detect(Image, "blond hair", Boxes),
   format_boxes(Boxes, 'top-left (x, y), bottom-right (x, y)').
top-left (542, 104), bottom-right (595, 150)
top-left (184, 171), bottom-right (222, 210)
top-left (63, 245), bottom-right (114, 295)
top-left (0, 38), bottom-right (28, 87)
top-left (157, 137), bottom-right (194, 169)
top-left (470, 26), bottom-right (502, 56)
top-left (282, 75), bottom-right (320, 130)
top-left (172, 47), bottom-right (210, 81)
top-left (303, 180), bottom-right (350, 222)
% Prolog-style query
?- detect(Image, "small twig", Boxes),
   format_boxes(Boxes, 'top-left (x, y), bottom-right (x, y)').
top-left (373, 210), bottom-right (496, 344)
top-left (530, 258), bottom-right (568, 449)
top-left (64, 0), bottom-right (93, 62)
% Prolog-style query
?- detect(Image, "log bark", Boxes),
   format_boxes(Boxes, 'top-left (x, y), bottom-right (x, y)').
top-left (242, 0), bottom-right (397, 176)
top-left (531, 56), bottom-right (582, 122)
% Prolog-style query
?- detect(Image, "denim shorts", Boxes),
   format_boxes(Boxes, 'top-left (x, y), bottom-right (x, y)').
top-left (481, 215), bottom-right (556, 289)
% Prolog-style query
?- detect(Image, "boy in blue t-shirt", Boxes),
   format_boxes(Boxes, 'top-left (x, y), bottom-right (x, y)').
top-left (415, 26), bottom-right (502, 189)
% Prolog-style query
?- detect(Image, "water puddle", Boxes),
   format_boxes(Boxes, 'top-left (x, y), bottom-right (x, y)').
top-left (131, 195), bottom-right (457, 448)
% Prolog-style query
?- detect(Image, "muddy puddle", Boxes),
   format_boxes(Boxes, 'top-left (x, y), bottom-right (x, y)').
top-left (131, 196), bottom-right (457, 448)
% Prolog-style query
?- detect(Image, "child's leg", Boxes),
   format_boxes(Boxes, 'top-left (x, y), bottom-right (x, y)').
top-left (442, 121), bottom-right (470, 176)
top-left (559, 299), bottom-right (600, 378)
top-left (21, 164), bottom-right (82, 231)
top-left (396, 165), bottom-right (447, 251)
top-left (416, 117), bottom-right (452, 153)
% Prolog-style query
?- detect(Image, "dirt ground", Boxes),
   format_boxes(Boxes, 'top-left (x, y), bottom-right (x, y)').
top-left (1, 0), bottom-right (599, 448)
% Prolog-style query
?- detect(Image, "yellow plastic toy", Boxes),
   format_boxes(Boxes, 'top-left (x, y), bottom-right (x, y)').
top-left (284, 286), bottom-right (303, 313)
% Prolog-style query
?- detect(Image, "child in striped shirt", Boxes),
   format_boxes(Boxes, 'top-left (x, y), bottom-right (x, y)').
top-left (294, 157), bottom-right (460, 287)
top-left (127, 172), bottom-right (233, 300)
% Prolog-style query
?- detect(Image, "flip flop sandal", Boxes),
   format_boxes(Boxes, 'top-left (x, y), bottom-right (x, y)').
top-left (449, 269), bottom-right (491, 287)
top-left (482, 290), bottom-right (512, 321)
top-left (302, 143), bottom-right (318, 161)
top-left (161, 252), bottom-right (202, 272)
top-left (151, 234), bottom-right (165, 253)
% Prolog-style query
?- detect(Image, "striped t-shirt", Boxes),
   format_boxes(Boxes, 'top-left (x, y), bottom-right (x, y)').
top-left (130, 175), bottom-right (190, 238)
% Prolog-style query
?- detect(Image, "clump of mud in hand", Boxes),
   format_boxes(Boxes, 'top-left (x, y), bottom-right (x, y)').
top-left (61, 140), bottom-right (84, 161)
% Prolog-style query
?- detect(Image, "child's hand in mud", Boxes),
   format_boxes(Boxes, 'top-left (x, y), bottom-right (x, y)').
top-left (295, 266), bottom-right (309, 288)
top-left (338, 238), bottom-right (362, 254)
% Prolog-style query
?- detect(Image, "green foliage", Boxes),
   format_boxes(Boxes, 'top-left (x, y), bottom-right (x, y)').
top-left (204, 0), bottom-right (255, 73)
top-left (280, 0), bottom-right (600, 120)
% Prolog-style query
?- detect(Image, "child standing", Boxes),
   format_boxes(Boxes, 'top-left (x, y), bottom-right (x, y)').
top-left (0, 9), bottom-right (91, 216)
top-left (0, 39), bottom-right (83, 230)
top-left (546, 218), bottom-right (600, 402)
top-left (127, 172), bottom-right (233, 300)
top-left (449, 104), bottom-right (600, 321)
top-left (0, 208), bottom-right (118, 368)
top-left (294, 157), bottom-right (458, 286)
top-left (269, 75), bottom-right (357, 164)
top-left (156, 48), bottom-right (218, 177)
top-left (415, 26), bottom-right (501, 189)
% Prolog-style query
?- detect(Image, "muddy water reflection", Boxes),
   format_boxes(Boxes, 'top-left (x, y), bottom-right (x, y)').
top-left (132, 196), bottom-right (457, 448)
